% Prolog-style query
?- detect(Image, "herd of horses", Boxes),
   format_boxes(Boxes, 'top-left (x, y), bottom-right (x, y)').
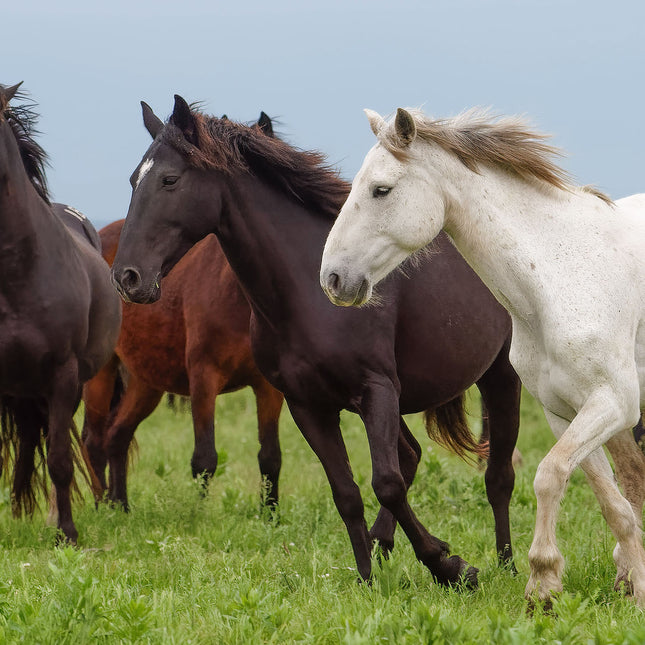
top-left (1, 81), bottom-right (644, 610)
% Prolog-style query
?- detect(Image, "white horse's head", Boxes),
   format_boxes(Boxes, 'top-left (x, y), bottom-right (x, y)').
top-left (320, 108), bottom-right (446, 306)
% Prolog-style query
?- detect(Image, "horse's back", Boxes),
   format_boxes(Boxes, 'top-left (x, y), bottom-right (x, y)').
top-left (52, 203), bottom-right (102, 252)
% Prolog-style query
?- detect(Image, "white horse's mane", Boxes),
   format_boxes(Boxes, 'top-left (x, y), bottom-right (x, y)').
top-left (381, 108), bottom-right (612, 204)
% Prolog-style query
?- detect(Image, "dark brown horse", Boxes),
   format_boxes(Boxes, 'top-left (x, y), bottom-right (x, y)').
top-left (111, 96), bottom-right (522, 588)
top-left (0, 83), bottom-right (121, 543)
top-left (82, 218), bottom-right (284, 511)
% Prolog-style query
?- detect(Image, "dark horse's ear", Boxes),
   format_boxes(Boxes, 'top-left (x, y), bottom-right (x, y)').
top-left (257, 111), bottom-right (274, 137)
top-left (170, 94), bottom-right (199, 147)
top-left (0, 81), bottom-right (24, 106)
top-left (141, 101), bottom-right (164, 139)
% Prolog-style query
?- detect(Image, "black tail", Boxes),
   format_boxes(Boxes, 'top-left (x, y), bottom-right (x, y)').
top-left (3, 396), bottom-right (100, 516)
top-left (424, 394), bottom-right (488, 463)
top-left (1, 397), bottom-right (48, 516)
top-left (166, 393), bottom-right (190, 413)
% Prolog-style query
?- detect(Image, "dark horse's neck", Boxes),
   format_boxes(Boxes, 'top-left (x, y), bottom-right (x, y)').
top-left (0, 123), bottom-right (68, 290)
top-left (216, 172), bottom-right (338, 332)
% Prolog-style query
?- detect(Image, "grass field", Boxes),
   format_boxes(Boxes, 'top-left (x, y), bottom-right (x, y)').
top-left (0, 387), bottom-right (644, 643)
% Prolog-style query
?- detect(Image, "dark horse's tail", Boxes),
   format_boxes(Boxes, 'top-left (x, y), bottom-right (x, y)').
top-left (1, 397), bottom-right (49, 515)
top-left (1, 397), bottom-right (95, 516)
top-left (424, 393), bottom-right (488, 462)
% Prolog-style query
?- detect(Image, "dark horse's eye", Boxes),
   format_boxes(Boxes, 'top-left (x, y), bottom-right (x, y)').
top-left (373, 186), bottom-right (391, 198)
top-left (162, 176), bottom-right (179, 187)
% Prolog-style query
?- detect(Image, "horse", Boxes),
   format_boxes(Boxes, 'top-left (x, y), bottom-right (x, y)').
top-left (319, 107), bottom-right (645, 608)
top-left (109, 95), bottom-right (523, 589)
top-left (82, 217), bottom-right (284, 512)
top-left (0, 82), bottom-right (121, 543)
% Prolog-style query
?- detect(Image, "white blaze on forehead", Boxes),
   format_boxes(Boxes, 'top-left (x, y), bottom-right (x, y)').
top-left (135, 158), bottom-right (154, 190)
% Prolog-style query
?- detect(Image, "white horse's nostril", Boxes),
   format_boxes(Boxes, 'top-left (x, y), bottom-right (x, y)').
top-left (327, 272), bottom-right (340, 293)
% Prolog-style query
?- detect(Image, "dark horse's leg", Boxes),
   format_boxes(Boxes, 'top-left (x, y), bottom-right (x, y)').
top-left (252, 379), bottom-right (283, 509)
top-left (47, 361), bottom-right (82, 543)
top-left (368, 417), bottom-right (422, 553)
top-left (475, 336), bottom-right (521, 569)
top-left (287, 400), bottom-right (373, 580)
top-left (105, 375), bottom-right (163, 511)
top-left (82, 354), bottom-right (121, 494)
top-left (361, 377), bottom-right (477, 587)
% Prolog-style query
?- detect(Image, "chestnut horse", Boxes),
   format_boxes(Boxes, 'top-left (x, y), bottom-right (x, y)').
top-left (110, 96), bottom-right (524, 588)
top-left (82, 218), bottom-right (284, 511)
top-left (0, 83), bottom-right (121, 543)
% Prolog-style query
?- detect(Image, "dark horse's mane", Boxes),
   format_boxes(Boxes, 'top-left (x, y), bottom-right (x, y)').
top-left (0, 85), bottom-right (50, 204)
top-left (161, 108), bottom-right (350, 219)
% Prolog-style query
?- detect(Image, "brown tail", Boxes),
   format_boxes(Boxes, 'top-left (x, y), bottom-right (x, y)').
top-left (424, 393), bottom-right (489, 463)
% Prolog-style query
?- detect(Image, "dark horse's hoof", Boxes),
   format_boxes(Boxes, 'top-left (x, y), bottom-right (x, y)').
top-left (460, 565), bottom-right (479, 589)
top-left (443, 556), bottom-right (479, 590)
top-left (55, 529), bottom-right (78, 547)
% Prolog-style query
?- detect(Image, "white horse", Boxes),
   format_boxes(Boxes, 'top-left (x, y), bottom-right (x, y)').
top-left (320, 107), bottom-right (645, 607)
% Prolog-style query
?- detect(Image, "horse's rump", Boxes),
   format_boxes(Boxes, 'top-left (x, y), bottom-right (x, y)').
top-left (52, 203), bottom-right (102, 252)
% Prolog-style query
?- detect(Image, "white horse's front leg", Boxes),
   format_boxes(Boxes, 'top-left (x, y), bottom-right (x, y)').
top-left (526, 391), bottom-right (645, 608)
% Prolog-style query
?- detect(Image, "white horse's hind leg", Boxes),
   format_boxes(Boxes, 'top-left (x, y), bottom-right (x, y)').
top-left (578, 446), bottom-right (643, 596)
top-left (606, 429), bottom-right (645, 527)
top-left (605, 429), bottom-right (645, 592)
top-left (526, 392), bottom-right (645, 607)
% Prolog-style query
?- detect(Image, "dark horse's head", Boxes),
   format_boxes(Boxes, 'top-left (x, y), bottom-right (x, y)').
top-left (0, 82), bottom-right (50, 204)
top-left (112, 98), bottom-right (275, 304)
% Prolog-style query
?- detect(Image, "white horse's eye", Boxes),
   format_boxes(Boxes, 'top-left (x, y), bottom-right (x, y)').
top-left (373, 186), bottom-right (391, 198)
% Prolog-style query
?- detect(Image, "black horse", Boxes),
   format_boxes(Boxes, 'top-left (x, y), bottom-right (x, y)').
top-left (112, 96), bottom-right (521, 587)
top-left (0, 83), bottom-right (121, 543)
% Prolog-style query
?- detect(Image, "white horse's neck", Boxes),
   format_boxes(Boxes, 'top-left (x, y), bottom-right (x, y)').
top-left (426, 143), bottom-right (611, 324)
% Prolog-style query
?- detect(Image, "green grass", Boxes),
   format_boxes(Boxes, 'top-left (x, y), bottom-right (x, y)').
top-left (0, 388), bottom-right (644, 643)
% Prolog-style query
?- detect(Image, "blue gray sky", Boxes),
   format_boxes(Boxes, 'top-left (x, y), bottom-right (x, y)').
top-left (6, 0), bottom-right (644, 229)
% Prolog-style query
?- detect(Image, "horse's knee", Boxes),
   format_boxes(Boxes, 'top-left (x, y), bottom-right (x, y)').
top-left (258, 443), bottom-right (281, 479)
top-left (606, 494), bottom-right (641, 543)
top-left (47, 452), bottom-right (73, 487)
top-left (191, 448), bottom-right (217, 479)
top-left (485, 462), bottom-right (515, 502)
top-left (372, 471), bottom-right (406, 510)
top-left (333, 486), bottom-right (365, 521)
top-left (533, 457), bottom-right (568, 505)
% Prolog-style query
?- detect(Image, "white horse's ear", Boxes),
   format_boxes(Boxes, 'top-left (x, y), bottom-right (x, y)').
top-left (395, 108), bottom-right (417, 146)
top-left (364, 109), bottom-right (386, 137)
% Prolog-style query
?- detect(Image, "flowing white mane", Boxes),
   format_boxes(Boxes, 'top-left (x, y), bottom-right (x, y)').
top-left (380, 108), bottom-right (611, 203)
